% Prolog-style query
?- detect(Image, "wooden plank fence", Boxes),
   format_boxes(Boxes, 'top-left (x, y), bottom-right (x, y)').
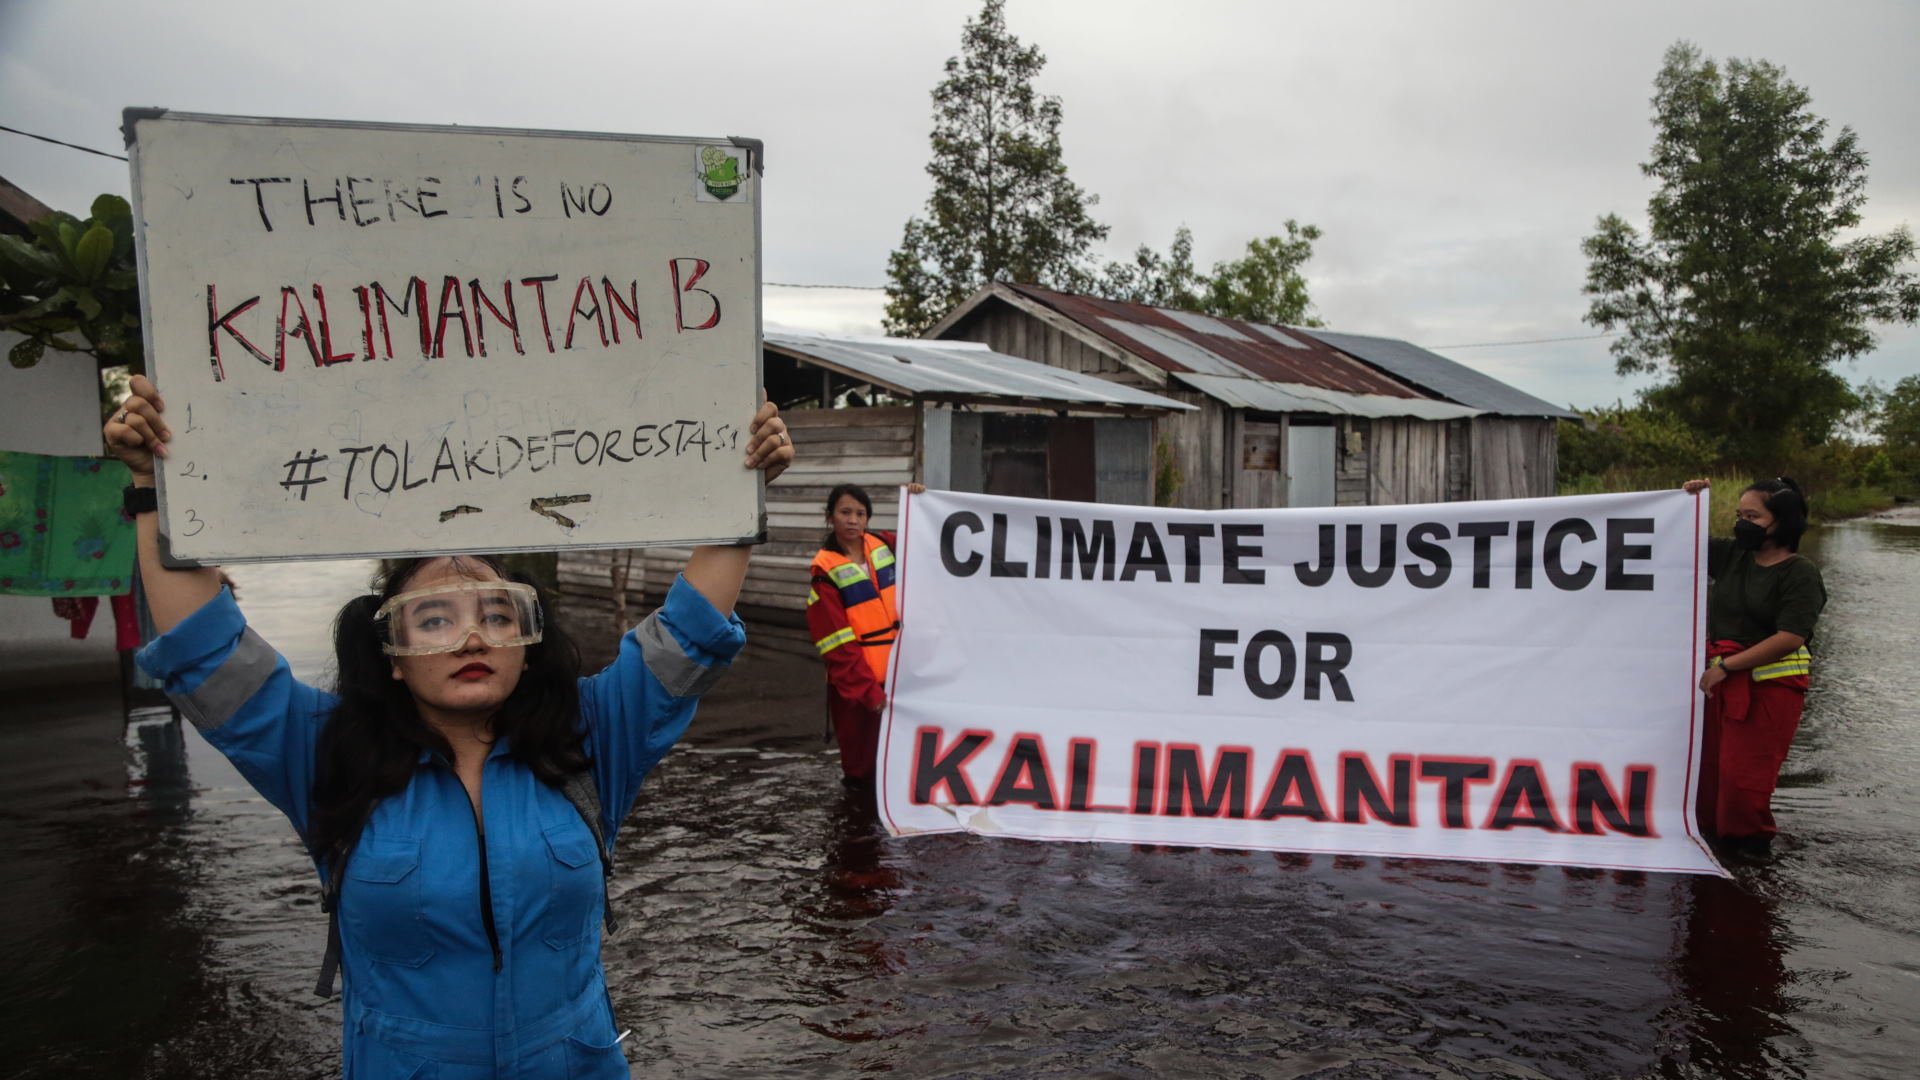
top-left (554, 405), bottom-right (919, 641)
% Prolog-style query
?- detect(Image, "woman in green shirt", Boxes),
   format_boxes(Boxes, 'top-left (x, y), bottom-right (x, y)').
top-left (1681, 477), bottom-right (1827, 858)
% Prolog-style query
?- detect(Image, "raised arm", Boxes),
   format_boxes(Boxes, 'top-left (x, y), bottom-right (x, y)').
top-left (106, 375), bottom-right (330, 831)
top-left (682, 395), bottom-right (793, 613)
top-left (106, 374), bottom-right (223, 630)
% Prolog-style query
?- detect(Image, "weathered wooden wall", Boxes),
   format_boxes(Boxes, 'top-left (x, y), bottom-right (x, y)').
top-left (1159, 392), bottom-right (1230, 509)
top-left (1336, 418), bottom-right (1369, 506)
top-left (554, 405), bottom-right (919, 624)
top-left (1469, 418), bottom-right (1558, 500)
top-left (1367, 418), bottom-right (1451, 505)
top-left (946, 303), bottom-right (1143, 383)
top-left (1446, 419), bottom-right (1472, 502)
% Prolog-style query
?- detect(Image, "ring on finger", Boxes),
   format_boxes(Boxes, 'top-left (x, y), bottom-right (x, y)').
top-left (116, 411), bottom-right (129, 424)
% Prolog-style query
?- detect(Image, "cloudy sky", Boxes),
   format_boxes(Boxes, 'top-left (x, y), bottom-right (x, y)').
top-left (4, 0), bottom-right (1915, 409)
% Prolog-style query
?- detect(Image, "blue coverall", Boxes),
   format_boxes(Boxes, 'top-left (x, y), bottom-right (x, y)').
top-left (138, 575), bottom-right (745, 1078)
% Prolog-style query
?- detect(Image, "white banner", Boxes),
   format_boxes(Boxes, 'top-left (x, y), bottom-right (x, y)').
top-left (879, 489), bottom-right (1725, 877)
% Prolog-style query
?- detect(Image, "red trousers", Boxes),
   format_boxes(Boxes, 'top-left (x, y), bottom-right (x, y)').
top-left (1697, 674), bottom-right (1806, 841)
top-left (828, 692), bottom-right (883, 781)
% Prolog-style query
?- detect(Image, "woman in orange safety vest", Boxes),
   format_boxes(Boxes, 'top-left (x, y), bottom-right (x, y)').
top-left (1683, 476), bottom-right (1827, 860)
top-left (807, 482), bottom-right (923, 786)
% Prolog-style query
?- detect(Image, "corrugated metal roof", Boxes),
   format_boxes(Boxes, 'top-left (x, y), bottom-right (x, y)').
top-left (1301, 328), bottom-right (1579, 420)
top-left (1004, 284), bottom-right (1421, 399)
top-left (1099, 318), bottom-right (1246, 377)
top-left (1159, 308), bottom-right (1254, 342)
top-left (764, 331), bottom-right (1193, 411)
top-left (1246, 323), bottom-right (1309, 349)
top-left (1170, 372), bottom-right (1483, 420)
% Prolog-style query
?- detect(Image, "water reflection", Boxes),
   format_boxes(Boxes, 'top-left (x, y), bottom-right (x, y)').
top-left (3, 514), bottom-right (1917, 1078)
top-left (125, 707), bottom-right (190, 820)
top-left (1661, 873), bottom-right (1797, 1079)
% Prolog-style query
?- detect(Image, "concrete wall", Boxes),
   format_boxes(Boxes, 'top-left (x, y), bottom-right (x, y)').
top-left (0, 331), bottom-right (103, 457)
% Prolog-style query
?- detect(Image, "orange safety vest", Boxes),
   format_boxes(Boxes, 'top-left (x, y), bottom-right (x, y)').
top-left (809, 533), bottom-right (899, 681)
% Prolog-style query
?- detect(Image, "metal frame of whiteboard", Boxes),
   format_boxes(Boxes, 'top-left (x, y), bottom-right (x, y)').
top-left (125, 110), bottom-right (766, 565)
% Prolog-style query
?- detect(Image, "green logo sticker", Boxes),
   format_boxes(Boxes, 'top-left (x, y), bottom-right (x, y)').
top-left (697, 146), bottom-right (748, 202)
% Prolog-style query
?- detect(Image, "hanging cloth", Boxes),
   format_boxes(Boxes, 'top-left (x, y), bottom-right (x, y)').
top-left (0, 451), bottom-right (135, 597)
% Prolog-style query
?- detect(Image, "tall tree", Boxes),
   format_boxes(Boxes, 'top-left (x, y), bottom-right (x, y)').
top-left (1097, 220), bottom-right (1324, 326)
top-left (884, 0), bottom-right (1107, 336)
top-left (1583, 42), bottom-right (1920, 459)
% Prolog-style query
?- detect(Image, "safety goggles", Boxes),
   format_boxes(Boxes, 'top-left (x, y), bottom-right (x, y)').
top-left (375, 580), bottom-right (544, 656)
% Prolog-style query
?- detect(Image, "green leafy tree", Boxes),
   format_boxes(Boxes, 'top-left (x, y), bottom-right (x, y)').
top-left (1557, 400), bottom-right (1720, 486)
top-left (0, 194), bottom-right (144, 371)
top-left (1868, 373), bottom-right (1920, 482)
top-left (1583, 42), bottom-right (1920, 460)
top-left (1097, 220), bottom-right (1324, 326)
top-left (884, 0), bottom-right (1108, 335)
top-left (1200, 221), bottom-right (1323, 326)
top-left (1870, 374), bottom-right (1920, 447)
top-left (1099, 226), bottom-right (1204, 310)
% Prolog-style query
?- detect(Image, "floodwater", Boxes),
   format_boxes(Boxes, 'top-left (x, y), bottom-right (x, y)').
top-left (3, 514), bottom-right (1917, 1079)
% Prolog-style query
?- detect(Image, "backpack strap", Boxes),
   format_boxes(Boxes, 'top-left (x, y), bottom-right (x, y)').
top-left (560, 768), bottom-right (620, 938)
top-left (315, 869), bottom-right (344, 998)
top-left (311, 801), bottom-right (375, 999)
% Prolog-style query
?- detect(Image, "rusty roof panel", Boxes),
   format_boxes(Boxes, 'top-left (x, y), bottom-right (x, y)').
top-left (1003, 283), bottom-right (1419, 399)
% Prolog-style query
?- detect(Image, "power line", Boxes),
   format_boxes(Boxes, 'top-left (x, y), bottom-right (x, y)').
top-left (766, 281), bottom-right (888, 291)
top-left (0, 123), bottom-right (128, 162)
top-left (0, 124), bottom-right (1638, 355)
top-left (1427, 331), bottom-right (1621, 349)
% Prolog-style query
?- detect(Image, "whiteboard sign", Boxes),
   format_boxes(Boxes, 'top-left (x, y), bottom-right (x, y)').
top-left (126, 110), bottom-right (763, 562)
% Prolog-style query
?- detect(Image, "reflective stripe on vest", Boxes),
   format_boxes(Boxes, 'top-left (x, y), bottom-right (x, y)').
top-left (1753, 646), bottom-right (1812, 681)
top-left (810, 533), bottom-right (899, 680)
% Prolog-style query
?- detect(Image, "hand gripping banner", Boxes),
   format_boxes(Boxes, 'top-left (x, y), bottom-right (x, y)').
top-left (877, 489), bottom-right (1726, 877)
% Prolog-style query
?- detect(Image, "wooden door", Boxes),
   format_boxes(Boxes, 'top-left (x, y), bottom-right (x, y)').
top-left (1235, 420), bottom-right (1282, 508)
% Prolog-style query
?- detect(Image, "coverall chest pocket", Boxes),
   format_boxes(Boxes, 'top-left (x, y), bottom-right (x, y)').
top-left (343, 837), bottom-right (435, 968)
top-left (542, 822), bottom-right (601, 950)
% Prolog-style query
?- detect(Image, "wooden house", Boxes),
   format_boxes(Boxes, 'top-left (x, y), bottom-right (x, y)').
top-left (927, 283), bottom-right (1577, 510)
top-left (554, 331), bottom-right (1189, 645)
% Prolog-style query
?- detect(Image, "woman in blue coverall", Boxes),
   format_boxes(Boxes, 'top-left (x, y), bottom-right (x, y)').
top-left (106, 374), bottom-right (793, 1078)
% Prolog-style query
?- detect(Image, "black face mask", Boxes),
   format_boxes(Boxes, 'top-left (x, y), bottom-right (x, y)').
top-left (1733, 519), bottom-right (1770, 551)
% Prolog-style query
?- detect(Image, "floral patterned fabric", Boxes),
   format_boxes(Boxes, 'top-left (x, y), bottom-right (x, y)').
top-left (0, 451), bottom-right (135, 597)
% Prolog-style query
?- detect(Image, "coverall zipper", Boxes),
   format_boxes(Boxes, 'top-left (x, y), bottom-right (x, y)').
top-left (468, 790), bottom-right (503, 973)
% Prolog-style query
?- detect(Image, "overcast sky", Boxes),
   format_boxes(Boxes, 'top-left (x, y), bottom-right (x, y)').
top-left (4, 0), bottom-right (1915, 409)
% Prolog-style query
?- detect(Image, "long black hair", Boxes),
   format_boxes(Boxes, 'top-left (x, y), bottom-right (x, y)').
top-left (1744, 477), bottom-right (1810, 552)
top-left (308, 555), bottom-right (587, 859)
top-left (820, 483), bottom-right (874, 553)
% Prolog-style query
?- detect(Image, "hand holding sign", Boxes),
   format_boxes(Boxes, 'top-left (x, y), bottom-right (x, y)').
top-left (742, 391), bottom-right (792, 484)
top-left (104, 374), bottom-right (173, 476)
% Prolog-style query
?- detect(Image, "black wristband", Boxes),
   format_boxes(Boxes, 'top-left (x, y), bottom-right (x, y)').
top-left (123, 484), bottom-right (158, 516)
